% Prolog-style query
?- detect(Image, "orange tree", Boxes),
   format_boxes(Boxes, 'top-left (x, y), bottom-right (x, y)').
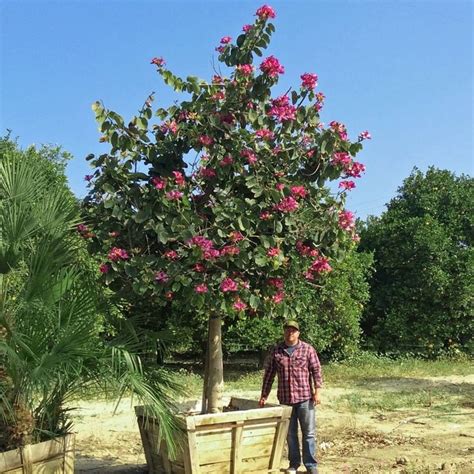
top-left (84, 4), bottom-right (370, 413)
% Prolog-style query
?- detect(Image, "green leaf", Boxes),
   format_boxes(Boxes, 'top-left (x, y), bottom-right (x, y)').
top-left (236, 34), bottom-right (246, 47)
top-left (249, 294), bottom-right (260, 309)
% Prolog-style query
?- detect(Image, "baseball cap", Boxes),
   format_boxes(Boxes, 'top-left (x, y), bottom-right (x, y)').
top-left (284, 320), bottom-right (300, 331)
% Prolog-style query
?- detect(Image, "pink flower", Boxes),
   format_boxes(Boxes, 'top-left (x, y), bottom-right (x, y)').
top-left (272, 291), bottom-right (285, 304)
top-left (316, 92), bottom-right (325, 102)
top-left (331, 152), bottom-right (352, 167)
top-left (194, 263), bottom-right (206, 272)
top-left (345, 161), bottom-right (366, 178)
top-left (220, 277), bottom-right (238, 292)
top-left (260, 211), bottom-right (272, 220)
top-left (267, 277), bottom-right (284, 289)
top-left (220, 36), bottom-right (232, 44)
top-left (358, 130), bottom-right (372, 141)
top-left (255, 129), bottom-right (274, 140)
top-left (352, 234), bottom-right (361, 243)
top-left (172, 171), bottom-right (185, 187)
top-left (237, 64), bottom-right (254, 76)
top-left (304, 271), bottom-right (314, 280)
top-left (109, 231), bottom-right (120, 238)
top-left (77, 224), bottom-right (88, 233)
top-left (267, 95), bottom-right (296, 122)
top-left (267, 247), bottom-right (280, 257)
top-left (215, 46), bottom-right (225, 54)
top-left (165, 291), bottom-right (174, 300)
top-left (310, 256), bottom-right (332, 273)
top-left (290, 186), bottom-right (308, 199)
top-left (256, 4), bottom-right (276, 19)
top-left (165, 190), bottom-right (184, 200)
top-left (195, 283), bottom-right (209, 293)
top-left (160, 121), bottom-right (178, 134)
top-left (274, 196), bottom-right (299, 213)
top-left (233, 298), bottom-right (247, 311)
top-left (164, 250), bottom-right (179, 260)
top-left (242, 24), bottom-right (253, 32)
top-left (275, 183), bottom-right (285, 191)
top-left (230, 231), bottom-right (244, 242)
top-left (329, 121), bottom-right (348, 141)
top-left (198, 167), bottom-right (217, 179)
top-left (212, 75), bottom-right (223, 84)
top-left (84, 174), bottom-right (93, 182)
top-left (301, 73), bottom-right (318, 90)
top-left (241, 149), bottom-right (258, 165)
top-left (108, 247), bottom-right (129, 262)
top-left (188, 236), bottom-right (215, 251)
top-left (199, 135), bottom-right (214, 147)
top-left (296, 241), bottom-right (319, 257)
top-left (99, 263), bottom-right (110, 274)
top-left (260, 56), bottom-right (285, 78)
top-left (220, 245), bottom-right (240, 256)
top-left (151, 176), bottom-right (167, 190)
top-left (155, 270), bottom-right (169, 283)
top-left (220, 155), bottom-right (234, 166)
top-left (339, 180), bottom-right (356, 191)
top-left (211, 91), bottom-right (225, 101)
top-left (151, 57), bottom-right (165, 67)
top-left (203, 249), bottom-right (220, 260)
top-left (338, 210), bottom-right (355, 231)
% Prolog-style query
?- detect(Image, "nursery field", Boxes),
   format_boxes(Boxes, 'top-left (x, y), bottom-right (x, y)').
top-left (73, 357), bottom-right (474, 473)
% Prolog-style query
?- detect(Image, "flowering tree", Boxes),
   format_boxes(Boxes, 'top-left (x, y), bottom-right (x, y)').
top-left (84, 4), bottom-right (370, 413)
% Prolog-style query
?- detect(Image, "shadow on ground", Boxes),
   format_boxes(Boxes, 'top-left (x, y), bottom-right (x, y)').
top-left (76, 455), bottom-right (146, 473)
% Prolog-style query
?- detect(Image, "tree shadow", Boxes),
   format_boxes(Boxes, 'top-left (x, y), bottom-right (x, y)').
top-left (76, 455), bottom-right (146, 473)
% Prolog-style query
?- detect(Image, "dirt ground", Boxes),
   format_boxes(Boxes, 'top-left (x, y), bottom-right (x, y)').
top-left (73, 374), bottom-right (474, 473)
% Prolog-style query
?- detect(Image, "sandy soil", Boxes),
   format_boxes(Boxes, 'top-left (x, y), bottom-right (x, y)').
top-left (73, 374), bottom-right (474, 473)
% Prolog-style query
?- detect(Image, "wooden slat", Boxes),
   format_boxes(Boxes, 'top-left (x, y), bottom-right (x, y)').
top-left (62, 434), bottom-right (75, 474)
top-left (0, 448), bottom-right (21, 471)
top-left (185, 416), bottom-right (200, 473)
top-left (197, 433), bottom-right (275, 454)
top-left (193, 406), bottom-right (285, 427)
top-left (32, 456), bottom-right (64, 473)
top-left (231, 421), bottom-right (244, 474)
top-left (269, 418), bottom-right (289, 470)
top-left (20, 444), bottom-right (32, 474)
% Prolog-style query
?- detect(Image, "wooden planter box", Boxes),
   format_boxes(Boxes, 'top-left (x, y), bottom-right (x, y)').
top-left (136, 398), bottom-right (292, 474)
top-left (0, 434), bottom-right (75, 474)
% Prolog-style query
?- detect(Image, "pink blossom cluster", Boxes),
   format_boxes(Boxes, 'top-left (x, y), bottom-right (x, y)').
top-left (164, 250), bottom-right (179, 260)
top-left (165, 190), bottom-right (184, 201)
top-left (99, 263), bottom-right (110, 274)
top-left (211, 91), bottom-right (225, 101)
top-left (267, 95), bottom-right (296, 122)
top-left (220, 36), bottom-right (232, 44)
top-left (84, 174), bottom-right (93, 182)
top-left (339, 180), bottom-right (356, 191)
top-left (230, 231), bottom-right (244, 242)
top-left (220, 277), bottom-right (239, 292)
top-left (150, 57), bottom-right (165, 67)
top-left (233, 298), bottom-right (247, 311)
top-left (345, 162), bottom-right (366, 178)
top-left (172, 171), bottom-right (185, 187)
top-left (160, 121), bottom-right (178, 134)
top-left (267, 247), bottom-right (280, 257)
top-left (329, 121), bottom-right (348, 140)
top-left (256, 4), bottom-right (276, 19)
top-left (188, 236), bottom-right (220, 260)
top-left (242, 24), bottom-right (253, 32)
top-left (338, 210), bottom-right (355, 231)
top-left (220, 155), bottom-right (234, 166)
top-left (199, 135), bottom-right (214, 147)
top-left (296, 241), bottom-right (319, 258)
top-left (358, 130), bottom-right (372, 141)
top-left (275, 183), bottom-right (285, 191)
top-left (272, 291), bottom-right (285, 304)
top-left (194, 283), bottom-right (208, 293)
top-left (260, 211), bottom-right (273, 220)
top-left (290, 185), bottom-right (308, 200)
top-left (331, 153), bottom-right (366, 179)
top-left (300, 73), bottom-right (318, 91)
top-left (194, 262), bottom-right (206, 272)
top-left (151, 176), bottom-right (167, 190)
top-left (241, 148), bottom-right (258, 165)
top-left (331, 152), bottom-right (352, 166)
top-left (267, 277), bottom-right (284, 289)
top-left (218, 112), bottom-right (234, 125)
top-left (255, 129), bottom-right (274, 140)
top-left (307, 256), bottom-right (332, 277)
top-left (198, 167), bottom-right (217, 179)
top-left (220, 245), bottom-right (240, 257)
top-left (108, 247), bottom-right (129, 261)
top-left (155, 270), bottom-right (169, 283)
top-left (274, 196), bottom-right (299, 213)
top-left (314, 92), bottom-right (325, 111)
top-left (260, 56), bottom-right (285, 77)
top-left (237, 64), bottom-right (255, 76)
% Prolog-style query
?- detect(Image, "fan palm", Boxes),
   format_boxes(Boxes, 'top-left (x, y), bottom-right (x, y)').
top-left (0, 148), bottom-right (181, 453)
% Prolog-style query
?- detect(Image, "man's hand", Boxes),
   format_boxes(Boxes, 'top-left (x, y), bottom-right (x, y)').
top-left (312, 391), bottom-right (321, 405)
top-left (258, 397), bottom-right (267, 407)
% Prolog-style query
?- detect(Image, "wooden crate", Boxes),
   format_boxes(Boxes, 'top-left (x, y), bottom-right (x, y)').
top-left (0, 434), bottom-right (75, 474)
top-left (136, 397), bottom-right (292, 474)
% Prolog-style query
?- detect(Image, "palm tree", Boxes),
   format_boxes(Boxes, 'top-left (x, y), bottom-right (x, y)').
top-left (0, 146), bottom-right (181, 453)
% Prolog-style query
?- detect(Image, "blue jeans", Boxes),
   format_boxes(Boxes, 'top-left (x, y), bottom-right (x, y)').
top-left (287, 399), bottom-right (318, 473)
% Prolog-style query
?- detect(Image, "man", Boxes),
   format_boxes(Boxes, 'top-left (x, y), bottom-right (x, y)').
top-left (259, 320), bottom-right (322, 474)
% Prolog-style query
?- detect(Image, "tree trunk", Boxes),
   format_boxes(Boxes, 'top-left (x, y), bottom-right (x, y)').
top-left (205, 315), bottom-right (224, 413)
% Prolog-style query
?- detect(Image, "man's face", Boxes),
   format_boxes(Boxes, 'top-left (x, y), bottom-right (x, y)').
top-left (284, 326), bottom-right (300, 345)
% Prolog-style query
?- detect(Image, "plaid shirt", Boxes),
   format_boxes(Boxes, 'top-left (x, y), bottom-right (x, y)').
top-left (261, 340), bottom-right (323, 405)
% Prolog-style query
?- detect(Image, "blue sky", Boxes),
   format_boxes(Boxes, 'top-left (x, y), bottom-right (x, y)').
top-left (1, 0), bottom-right (472, 219)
